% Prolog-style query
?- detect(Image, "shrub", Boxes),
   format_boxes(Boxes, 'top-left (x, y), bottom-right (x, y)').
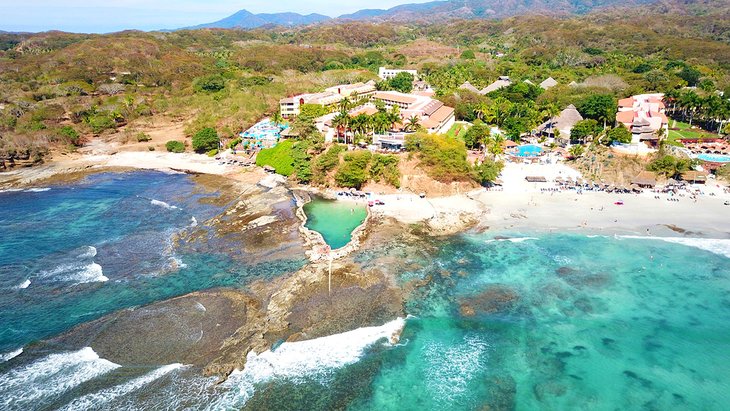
top-left (194, 74), bottom-right (226, 93)
top-left (165, 140), bottom-right (185, 153)
top-left (228, 138), bottom-right (242, 149)
top-left (136, 132), bottom-right (152, 142)
top-left (406, 133), bottom-right (471, 182)
top-left (291, 141), bottom-right (313, 183)
top-left (335, 150), bottom-right (372, 188)
top-left (59, 126), bottom-right (81, 146)
top-left (192, 127), bottom-right (220, 153)
top-left (207, 149), bottom-right (219, 157)
top-left (472, 158), bottom-right (504, 184)
top-left (370, 154), bottom-right (400, 188)
top-left (87, 113), bottom-right (117, 134)
top-left (605, 124), bottom-right (631, 145)
top-left (256, 139), bottom-right (294, 176)
top-left (460, 50), bottom-right (476, 59)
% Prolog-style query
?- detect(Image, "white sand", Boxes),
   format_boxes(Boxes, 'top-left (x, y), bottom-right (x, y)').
top-left (370, 162), bottom-right (730, 237)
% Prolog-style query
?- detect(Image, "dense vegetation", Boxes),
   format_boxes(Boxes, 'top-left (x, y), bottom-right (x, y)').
top-left (1, 2), bottom-right (729, 182)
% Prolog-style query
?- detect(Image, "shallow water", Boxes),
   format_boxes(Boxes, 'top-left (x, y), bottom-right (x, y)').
top-left (303, 198), bottom-right (367, 250)
top-left (1, 175), bottom-right (729, 410)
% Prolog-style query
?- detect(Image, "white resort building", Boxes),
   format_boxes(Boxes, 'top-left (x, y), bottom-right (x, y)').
top-left (378, 67), bottom-right (418, 80)
top-left (279, 82), bottom-right (377, 117)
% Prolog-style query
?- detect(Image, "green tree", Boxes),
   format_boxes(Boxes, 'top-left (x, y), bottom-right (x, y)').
top-left (299, 104), bottom-right (330, 118)
top-left (462, 121), bottom-right (490, 149)
top-left (568, 144), bottom-right (585, 159)
top-left (381, 72), bottom-right (414, 93)
top-left (647, 154), bottom-right (690, 178)
top-left (165, 140), bottom-right (185, 153)
top-left (570, 119), bottom-right (599, 144)
top-left (605, 124), bottom-right (632, 145)
top-left (677, 66), bottom-right (701, 86)
top-left (335, 150), bottom-right (372, 188)
top-left (192, 127), bottom-right (220, 153)
top-left (472, 158), bottom-right (504, 184)
top-left (578, 94), bottom-right (617, 128)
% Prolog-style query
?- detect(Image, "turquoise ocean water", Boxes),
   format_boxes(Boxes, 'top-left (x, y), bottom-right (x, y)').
top-left (1, 172), bottom-right (728, 410)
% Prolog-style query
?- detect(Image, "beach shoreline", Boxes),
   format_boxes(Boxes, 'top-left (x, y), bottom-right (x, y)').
top-left (2, 152), bottom-right (729, 239)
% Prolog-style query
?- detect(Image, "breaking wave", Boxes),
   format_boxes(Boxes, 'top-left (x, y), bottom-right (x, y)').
top-left (485, 237), bottom-right (538, 244)
top-left (208, 318), bottom-right (406, 409)
top-left (619, 236), bottom-right (730, 259)
top-left (150, 199), bottom-right (179, 210)
top-left (0, 347), bottom-right (120, 410)
top-left (58, 363), bottom-right (184, 410)
top-left (0, 348), bottom-right (23, 362)
top-left (38, 246), bottom-right (107, 285)
top-left (15, 279), bottom-right (31, 289)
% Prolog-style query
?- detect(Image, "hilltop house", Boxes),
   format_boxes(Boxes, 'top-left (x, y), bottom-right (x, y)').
top-left (539, 77), bottom-right (558, 90)
top-left (371, 91), bottom-right (455, 134)
top-left (480, 76), bottom-right (512, 95)
top-left (616, 93), bottom-right (668, 146)
top-left (378, 67), bottom-right (418, 80)
top-left (459, 81), bottom-right (481, 94)
top-left (537, 104), bottom-right (584, 146)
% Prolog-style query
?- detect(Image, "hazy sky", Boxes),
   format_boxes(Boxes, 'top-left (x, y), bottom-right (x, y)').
top-left (0, 0), bottom-right (432, 33)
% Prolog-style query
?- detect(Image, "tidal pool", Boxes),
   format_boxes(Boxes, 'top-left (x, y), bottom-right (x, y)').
top-left (303, 198), bottom-right (367, 250)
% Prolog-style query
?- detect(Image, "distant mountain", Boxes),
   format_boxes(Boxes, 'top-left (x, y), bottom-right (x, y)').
top-left (183, 9), bottom-right (331, 30)
top-left (185, 0), bottom-right (674, 30)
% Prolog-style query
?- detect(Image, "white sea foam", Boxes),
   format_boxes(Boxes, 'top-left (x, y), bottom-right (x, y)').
top-left (208, 318), bottom-right (406, 409)
top-left (39, 246), bottom-right (108, 285)
top-left (59, 363), bottom-right (184, 411)
top-left (15, 279), bottom-right (31, 289)
top-left (151, 199), bottom-right (179, 210)
top-left (423, 333), bottom-right (489, 403)
top-left (485, 237), bottom-right (538, 244)
top-left (41, 262), bottom-right (108, 284)
top-left (190, 216), bottom-right (198, 227)
top-left (619, 236), bottom-right (730, 259)
top-left (25, 188), bottom-right (51, 193)
top-left (0, 348), bottom-right (23, 362)
top-left (0, 347), bottom-right (120, 410)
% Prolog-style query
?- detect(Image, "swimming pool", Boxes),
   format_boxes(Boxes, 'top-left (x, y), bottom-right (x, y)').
top-left (516, 144), bottom-right (543, 157)
top-left (696, 153), bottom-right (730, 163)
top-left (240, 119), bottom-right (289, 147)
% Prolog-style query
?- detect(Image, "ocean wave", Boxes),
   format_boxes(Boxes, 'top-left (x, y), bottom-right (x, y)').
top-left (0, 347), bottom-right (120, 410)
top-left (38, 246), bottom-right (108, 285)
top-left (40, 262), bottom-right (108, 284)
top-left (423, 333), bottom-right (489, 404)
top-left (485, 237), bottom-right (538, 244)
top-left (58, 363), bottom-right (184, 411)
top-left (15, 279), bottom-right (31, 289)
top-left (190, 216), bottom-right (198, 227)
top-left (150, 199), bottom-right (179, 210)
top-left (0, 348), bottom-right (23, 362)
top-left (208, 318), bottom-right (406, 409)
top-left (619, 236), bottom-right (730, 259)
top-left (25, 188), bottom-right (51, 193)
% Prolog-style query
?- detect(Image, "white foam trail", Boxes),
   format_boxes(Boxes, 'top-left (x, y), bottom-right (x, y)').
top-left (0, 347), bottom-right (120, 410)
top-left (59, 363), bottom-right (184, 411)
top-left (76, 246), bottom-right (97, 259)
top-left (25, 188), bottom-right (51, 193)
top-left (41, 262), bottom-right (108, 284)
top-left (209, 318), bottom-right (406, 409)
top-left (0, 348), bottom-right (22, 362)
top-left (15, 279), bottom-right (31, 289)
top-left (485, 237), bottom-right (538, 244)
top-left (619, 236), bottom-right (730, 259)
top-left (151, 199), bottom-right (179, 210)
top-left (190, 216), bottom-right (198, 227)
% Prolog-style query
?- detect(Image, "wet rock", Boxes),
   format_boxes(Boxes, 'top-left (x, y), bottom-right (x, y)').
top-left (484, 374), bottom-right (517, 411)
top-left (459, 284), bottom-right (520, 317)
top-left (533, 380), bottom-right (567, 401)
top-left (556, 266), bottom-right (611, 289)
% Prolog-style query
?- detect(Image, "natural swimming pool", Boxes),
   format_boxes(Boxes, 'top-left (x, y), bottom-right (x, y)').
top-left (303, 198), bottom-right (367, 250)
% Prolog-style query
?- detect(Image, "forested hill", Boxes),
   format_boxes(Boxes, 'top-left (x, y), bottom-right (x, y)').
top-left (187, 0), bottom-right (727, 30)
top-left (1, 8), bottom-right (729, 166)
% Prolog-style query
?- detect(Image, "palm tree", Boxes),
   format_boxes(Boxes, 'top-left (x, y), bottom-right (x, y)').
top-left (272, 110), bottom-right (284, 130)
top-left (404, 115), bottom-right (421, 132)
top-left (569, 144), bottom-right (585, 159)
top-left (331, 111), bottom-right (349, 143)
top-left (541, 103), bottom-right (560, 137)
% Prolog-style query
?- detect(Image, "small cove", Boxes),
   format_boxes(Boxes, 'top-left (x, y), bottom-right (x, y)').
top-left (303, 198), bottom-right (367, 250)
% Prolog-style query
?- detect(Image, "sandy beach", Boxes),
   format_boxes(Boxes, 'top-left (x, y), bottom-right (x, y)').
top-left (3, 151), bottom-right (729, 239)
